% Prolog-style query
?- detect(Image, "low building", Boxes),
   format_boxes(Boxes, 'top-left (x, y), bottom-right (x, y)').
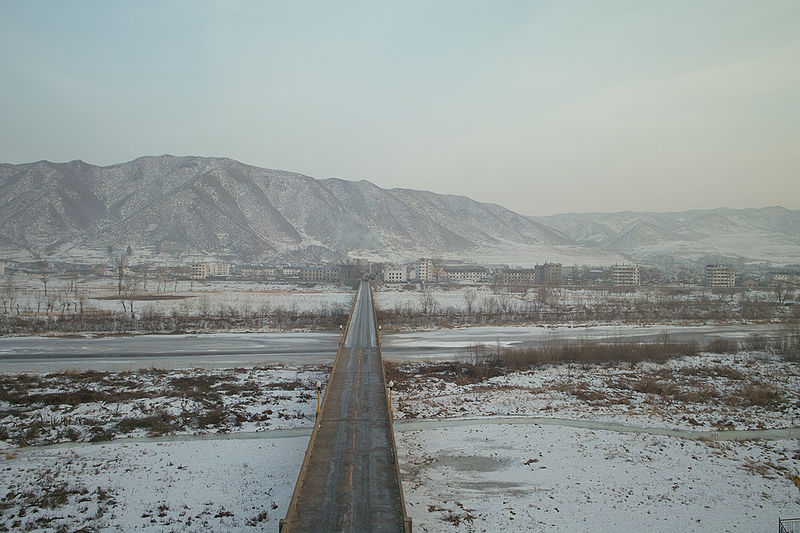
top-left (281, 267), bottom-right (302, 277)
top-left (772, 272), bottom-right (800, 286)
top-left (0, 260), bottom-right (4, 277)
top-left (383, 266), bottom-right (408, 283)
top-left (191, 262), bottom-right (230, 279)
top-left (705, 264), bottom-right (735, 287)
top-left (612, 264), bottom-right (641, 286)
top-left (535, 263), bottom-right (563, 285)
top-left (239, 266), bottom-right (278, 279)
top-left (300, 266), bottom-right (340, 283)
top-left (442, 265), bottom-right (488, 284)
top-left (502, 268), bottom-right (536, 286)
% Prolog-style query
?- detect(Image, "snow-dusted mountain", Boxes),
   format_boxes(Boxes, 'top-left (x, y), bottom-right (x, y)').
top-left (0, 155), bottom-right (582, 265)
top-left (1, 155), bottom-right (797, 267)
top-left (532, 207), bottom-right (800, 267)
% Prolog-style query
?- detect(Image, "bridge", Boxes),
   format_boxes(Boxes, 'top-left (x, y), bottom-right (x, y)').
top-left (280, 281), bottom-right (411, 532)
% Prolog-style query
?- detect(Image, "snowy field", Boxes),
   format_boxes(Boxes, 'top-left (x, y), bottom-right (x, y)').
top-left (2, 272), bottom-right (353, 318)
top-left (373, 283), bottom-right (791, 318)
top-left (2, 351), bottom-right (799, 531)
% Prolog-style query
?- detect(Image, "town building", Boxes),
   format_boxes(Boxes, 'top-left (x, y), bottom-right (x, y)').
top-left (441, 265), bottom-right (489, 284)
top-left (383, 266), bottom-right (408, 283)
top-left (772, 272), bottom-right (800, 286)
top-left (502, 268), bottom-right (536, 286)
top-left (239, 266), bottom-right (278, 279)
top-left (299, 266), bottom-right (340, 283)
top-left (705, 264), bottom-right (735, 287)
top-left (0, 260), bottom-right (4, 277)
top-left (611, 264), bottom-right (641, 286)
top-left (535, 263), bottom-right (563, 285)
top-left (417, 258), bottom-right (434, 283)
top-left (190, 262), bottom-right (230, 279)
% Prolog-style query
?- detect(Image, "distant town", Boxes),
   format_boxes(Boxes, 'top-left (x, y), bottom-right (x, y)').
top-left (2, 255), bottom-right (800, 291)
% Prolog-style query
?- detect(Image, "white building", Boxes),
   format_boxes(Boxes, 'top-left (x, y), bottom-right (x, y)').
top-left (240, 266), bottom-right (278, 279)
top-left (191, 262), bottom-right (230, 279)
top-left (383, 266), bottom-right (408, 283)
top-left (442, 266), bottom-right (488, 284)
top-left (612, 264), bottom-right (641, 286)
top-left (417, 258), bottom-right (434, 282)
top-left (705, 264), bottom-right (735, 287)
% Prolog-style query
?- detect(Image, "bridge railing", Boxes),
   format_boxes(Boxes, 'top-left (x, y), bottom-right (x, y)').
top-left (780, 518), bottom-right (800, 533)
top-left (370, 282), bottom-right (413, 533)
top-left (279, 285), bottom-right (361, 532)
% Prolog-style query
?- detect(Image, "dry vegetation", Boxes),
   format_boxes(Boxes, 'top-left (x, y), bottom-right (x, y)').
top-left (0, 366), bottom-right (328, 447)
top-left (376, 285), bottom-right (799, 328)
top-left (384, 332), bottom-right (800, 430)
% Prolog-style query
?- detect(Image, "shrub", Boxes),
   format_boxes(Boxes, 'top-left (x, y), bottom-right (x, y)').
top-left (705, 338), bottom-right (740, 354)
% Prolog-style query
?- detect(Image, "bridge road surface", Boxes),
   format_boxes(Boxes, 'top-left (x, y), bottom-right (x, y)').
top-left (281, 281), bottom-right (410, 532)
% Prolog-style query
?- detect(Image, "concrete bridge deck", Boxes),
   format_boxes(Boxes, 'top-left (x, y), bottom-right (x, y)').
top-left (281, 281), bottom-right (410, 532)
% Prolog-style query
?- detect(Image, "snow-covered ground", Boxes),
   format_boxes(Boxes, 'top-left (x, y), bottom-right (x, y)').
top-left (1, 272), bottom-right (353, 318)
top-left (373, 283), bottom-right (791, 318)
top-left (2, 353), bottom-right (799, 531)
top-left (399, 423), bottom-right (799, 532)
top-left (391, 351), bottom-right (800, 432)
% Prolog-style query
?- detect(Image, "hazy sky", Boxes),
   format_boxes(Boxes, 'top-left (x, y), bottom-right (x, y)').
top-left (1, 1), bottom-right (798, 216)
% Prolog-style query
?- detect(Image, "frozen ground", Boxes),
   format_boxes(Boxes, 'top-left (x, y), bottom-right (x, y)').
top-left (2, 272), bottom-right (352, 318)
top-left (391, 351), bottom-right (800, 432)
top-left (2, 355), bottom-right (799, 531)
top-left (399, 423), bottom-right (800, 532)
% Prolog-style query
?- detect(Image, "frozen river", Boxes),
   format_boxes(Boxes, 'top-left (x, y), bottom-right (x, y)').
top-left (0, 323), bottom-right (787, 373)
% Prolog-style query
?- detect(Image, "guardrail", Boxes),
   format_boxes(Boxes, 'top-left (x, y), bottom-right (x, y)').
top-left (780, 518), bottom-right (800, 533)
top-left (279, 286), bottom-right (360, 532)
top-left (370, 282), bottom-right (413, 533)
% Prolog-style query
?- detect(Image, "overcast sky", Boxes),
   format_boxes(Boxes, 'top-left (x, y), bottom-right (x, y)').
top-left (1, 1), bottom-right (798, 215)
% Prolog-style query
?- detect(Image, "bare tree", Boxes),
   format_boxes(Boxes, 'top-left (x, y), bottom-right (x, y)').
top-left (114, 254), bottom-right (127, 295)
top-left (37, 261), bottom-right (50, 297)
top-left (463, 289), bottom-right (476, 318)
top-left (775, 282), bottom-right (793, 305)
top-left (2, 272), bottom-right (16, 315)
top-left (419, 287), bottom-right (438, 317)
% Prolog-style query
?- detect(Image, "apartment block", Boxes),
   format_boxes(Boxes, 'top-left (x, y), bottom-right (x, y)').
top-left (612, 264), bottom-right (641, 286)
top-left (535, 263), bottom-right (563, 285)
top-left (191, 262), bottom-right (230, 279)
top-left (705, 264), bottom-right (735, 287)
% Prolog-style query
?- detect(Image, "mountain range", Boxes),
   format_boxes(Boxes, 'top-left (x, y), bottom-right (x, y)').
top-left (1, 155), bottom-right (798, 268)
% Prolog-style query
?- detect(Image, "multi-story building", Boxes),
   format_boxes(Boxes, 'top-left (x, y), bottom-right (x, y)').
top-left (383, 266), bottom-right (408, 283)
top-left (417, 258), bottom-right (434, 283)
top-left (705, 264), bottom-right (735, 287)
top-left (191, 262), bottom-right (230, 279)
top-left (442, 266), bottom-right (488, 284)
top-left (239, 266), bottom-right (278, 279)
top-left (502, 268), bottom-right (536, 286)
top-left (611, 264), bottom-right (641, 286)
top-left (300, 266), bottom-right (340, 283)
top-left (772, 272), bottom-right (800, 285)
top-left (535, 263), bottom-right (563, 286)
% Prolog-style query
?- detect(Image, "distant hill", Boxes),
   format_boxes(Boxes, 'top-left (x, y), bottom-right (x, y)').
top-left (1, 155), bottom-right (797, 267)
top-left (531, 207), bottom-right (800, 267)
top-left (0, 155), bottom-right (590, 265)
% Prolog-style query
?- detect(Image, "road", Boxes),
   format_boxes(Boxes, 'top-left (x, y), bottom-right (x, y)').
top-left (281, 281), bottom-right (408, 532)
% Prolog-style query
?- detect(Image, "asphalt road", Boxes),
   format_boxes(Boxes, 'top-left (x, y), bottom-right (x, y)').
top-left (281, 282), bottom-right (407, 532)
